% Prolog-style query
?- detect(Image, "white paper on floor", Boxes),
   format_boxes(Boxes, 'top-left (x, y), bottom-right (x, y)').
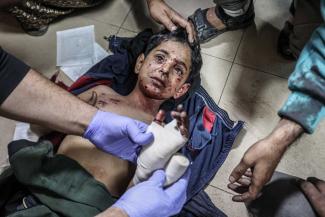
top-left (61, 43), bottom-right (109, 81)
top-left (57, 25), bottom-right (96, 67)
top-left (13, 122), bottom-right (39, 142)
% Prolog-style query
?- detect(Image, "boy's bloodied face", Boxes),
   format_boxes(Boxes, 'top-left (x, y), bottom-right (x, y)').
top-left (135, 40), bottom-right (192, 100)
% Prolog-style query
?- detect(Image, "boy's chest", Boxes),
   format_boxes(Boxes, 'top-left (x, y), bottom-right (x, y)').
top-left (95, 94), bottom-right (154, 124)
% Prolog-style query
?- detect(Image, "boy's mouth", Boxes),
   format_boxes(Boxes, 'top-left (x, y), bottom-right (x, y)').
top-left (150, 76), bottom-right (166, 88)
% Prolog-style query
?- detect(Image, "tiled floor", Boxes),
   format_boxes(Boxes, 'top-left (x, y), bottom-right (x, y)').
top-left (0, 0), bottom-right (324, 216)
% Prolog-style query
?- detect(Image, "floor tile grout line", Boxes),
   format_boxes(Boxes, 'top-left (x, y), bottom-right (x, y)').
top-left (80, 15), bottom-right (122, 30)
top-left (217, 30), bottom-right (245, 105)
top-left (217, 63), bottom-right (233, 105)
top-left (202, 52), bottom-right (290, 80)
top-left (201, 52), bottom-right (233, 64)
top-left (233, 62), bottom-right (290, 80)
top-left (118, 26), bottom-right (139, 34)
top-left (201, 51), bottom-right (290, 81)
top-left (117, 1), bottom-right (135, 34)
top-left (208, 184), bottom-right (236, 196)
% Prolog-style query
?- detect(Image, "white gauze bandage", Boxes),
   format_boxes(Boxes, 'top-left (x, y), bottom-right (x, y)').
top-left (164, 153), bottom-right (189, 186)
top-left (133, 120), bottom-right (189, 186)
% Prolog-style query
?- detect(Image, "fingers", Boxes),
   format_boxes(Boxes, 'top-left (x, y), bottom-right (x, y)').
top-left (169, 11), bottom-right (195, 43)
top-left (127, 121), bottom-right (154, 146)
top-left (236, 177), bottom-right (252, 186)
top-left (147, 0), bottom-right (195, 42)
top-left (147, 0), bottom-right (178, 31)
top-left (229, 159), bottom-right (264, 202)
top-left (149, 170), bottom-right (166, 187)
top-left (160, 12), bottom-right (178, 32)
top-left (171, 104), bottom-right (189, 137)
top-left (228, 174), bottom-right (252, 199)
top-left (244, 169), bottom-right (253, 177)
top-left (234, 164), bottom-right (270, 202)
top-left (301, 181), bottom-right (321, 199)
top-left (164, 11), bottom-right (195, 43)
top-left (300, 180), bottom-right (325, 216)
top-left (232, 192), bottom-right (252, 202)
top-left (227, 183), bottom-right (249, 195)
top-left (232, 177), bottom-right (264, 203)
top-left (154, 109), bottom-right (166, 126)
top-left (307, 177), bottom-right (325, 193)
top-left (229, 159), bottom-right (250, 184)
top-left (186, 21), bottom-right (196, 43)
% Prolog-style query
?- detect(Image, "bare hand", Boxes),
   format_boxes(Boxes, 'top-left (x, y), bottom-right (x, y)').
top-left (228, 119), bottom-right (303, 202)
top-left (154, 104), bottom-right (189, 138)
top-left (300, 177), bottom-right (325, 217)
top-left (146, 0), bottom-right (196, 43)
top-left (154, 109), bottom-right (166, 126)
top-left (171, 104), bottom-right (189, 138)
top-left (228, 137), bottom-right (286, 202)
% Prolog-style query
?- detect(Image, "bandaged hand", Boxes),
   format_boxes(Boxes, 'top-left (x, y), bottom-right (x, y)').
top-left (134, 105), bottom-right (190, 186)
top-left (114, 169), bottom-right (190, 217)
top-left (84, 110), bottom-right (153, 163)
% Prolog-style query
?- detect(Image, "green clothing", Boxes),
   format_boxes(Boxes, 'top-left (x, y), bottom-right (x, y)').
top-left (0, 140), bottom-right (116, 217)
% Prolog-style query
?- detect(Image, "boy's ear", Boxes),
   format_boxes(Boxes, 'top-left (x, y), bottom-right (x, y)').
top-left (174, 83), bottom-right (191, 99)
top-left (135, 53), bottom-right (145, 74)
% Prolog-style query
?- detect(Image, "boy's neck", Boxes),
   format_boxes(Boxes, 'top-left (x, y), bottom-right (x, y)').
top-left (126, 87), bottom-right (164, 116)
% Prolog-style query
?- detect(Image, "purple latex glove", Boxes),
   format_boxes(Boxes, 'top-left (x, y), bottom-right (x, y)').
top-left (114, 169), bottom-right (190, 217)
top-left (84, 110), bottom-right (153, 162)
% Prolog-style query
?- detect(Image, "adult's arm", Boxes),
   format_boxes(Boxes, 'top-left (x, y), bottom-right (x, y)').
top-left (228, 118), bottom-right (303, 202)
top-left (0, 68), bottom-right (97, 135)
top-left (0, 47), bottom-right (96, 134)
top-left (0, 48), bottom-right (153, 161)
top-left (278, 5), bottom-right (325, 133)
top-left (228, 1), bottom-right (325, 202)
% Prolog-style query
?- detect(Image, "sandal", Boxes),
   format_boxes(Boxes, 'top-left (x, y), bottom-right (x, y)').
top-left (189, 0), bottom-right (255, 43)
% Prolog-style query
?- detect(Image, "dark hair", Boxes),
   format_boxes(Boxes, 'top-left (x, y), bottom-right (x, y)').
top-left (143, 28), bottom-right (202, 90)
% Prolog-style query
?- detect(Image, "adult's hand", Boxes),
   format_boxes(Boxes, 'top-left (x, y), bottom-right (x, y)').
top-left (228, 119), bottom-right (304, 202)
top-left (146, 0), bottom-right (195, 43)
top-left (84, 110), bottom-right (154, 163)
top-left (300, 177), bottom-right (325, 217)
top-left (113, 169), bottom-right (190, 217)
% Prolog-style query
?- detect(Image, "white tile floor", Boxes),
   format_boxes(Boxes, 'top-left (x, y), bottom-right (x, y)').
top-left (1, 0), bottom-right (324, 216)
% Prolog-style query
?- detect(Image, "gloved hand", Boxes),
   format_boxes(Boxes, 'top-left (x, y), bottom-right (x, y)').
top-left (114, 169), bottom-right (190, 217)
top-left (84, 110), bottom-right (154, 163)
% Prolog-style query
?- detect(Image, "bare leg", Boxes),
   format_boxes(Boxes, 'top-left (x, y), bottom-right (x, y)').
top-left (206, 7), bottom-right (226, 30)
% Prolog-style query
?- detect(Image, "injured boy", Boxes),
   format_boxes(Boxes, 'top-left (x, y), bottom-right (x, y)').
top-left (2, 28), bottom-right (244, 217)
top-left (57, 28), bottom-right (202, 197)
